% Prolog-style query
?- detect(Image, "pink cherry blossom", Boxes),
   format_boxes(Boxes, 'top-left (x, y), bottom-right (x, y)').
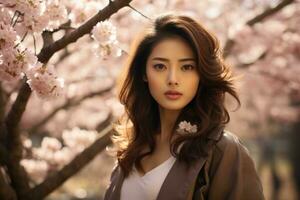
top-left (0, 7), bottom-right (12, 26)
top-left (22, 137), bottom-right (32, 149)
top-left (41, 137), bottom-right (62, 152)
top-left (45, 0), bottom-right (68, 31)
top-left (20, 159), bottom-right (49, 183)
top-left (0, 48), bottom-right (36, 81)
top-left (53, 147), bottom-right (74, 166)
top-left (0, 0), bottom-right (17, 6)
top-left (91, 21), bottom-right (117, 44)
top-left (68, 0), bottom-right (105, 27)
top-left (26, 63), bottom-right (65, 100)
top-left (178, 121), bottom-right (198, 134)
top-left (23, 13), bottom-right (50, 33)
top-left (92, 41), bottom-right (122, 59)
top-left (62, 127), bottom-right (97, 153)
top-left (0, 22), bottom-right (18, 50)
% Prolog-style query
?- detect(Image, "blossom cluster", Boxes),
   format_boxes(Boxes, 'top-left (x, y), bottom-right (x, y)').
top-left (0, 0), bottom-right (122, 98)
top-left (68, 0), bottom-right (105, 27)
top-left (21, 127), bottom-right (98, 182)
top-left (1, 0), bottom-right (68, 33)
top-left (91, 21), bottom-right (122, 58)
top-left (20, 159), bottom-right (49, 183)
top-left (62, 127), bottom-right (97, 153)
top-left (0, 3), bottom-right (67, 99)
top-left (26, 63), bottom-right (65, 100)
top-left (177, 121), bottom-right (198, 134)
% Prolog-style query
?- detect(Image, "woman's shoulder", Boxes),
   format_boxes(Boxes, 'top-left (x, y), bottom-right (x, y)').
top-left (204, 130), bottom-right (265, 200)
top-left (213, 130), bottom-right (251, 158)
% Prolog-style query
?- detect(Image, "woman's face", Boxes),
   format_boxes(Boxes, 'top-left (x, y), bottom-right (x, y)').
top-left (145, 36), bottom-right (200, 112)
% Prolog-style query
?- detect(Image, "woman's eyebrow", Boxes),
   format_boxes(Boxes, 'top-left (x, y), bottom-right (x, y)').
top-left (152, 57), bottom-right (196, 62)
top-left (178, 58), bottom-right (196, 62)
top-left (152, 57), bottom-right (169, 62)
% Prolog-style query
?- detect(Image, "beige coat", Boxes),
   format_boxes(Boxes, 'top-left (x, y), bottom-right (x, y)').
top-left (104, 131), bottom-right (265, 200)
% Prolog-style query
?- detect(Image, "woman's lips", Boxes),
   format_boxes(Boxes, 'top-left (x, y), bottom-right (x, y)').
top-left (164, 91), bottom-right (182, 100)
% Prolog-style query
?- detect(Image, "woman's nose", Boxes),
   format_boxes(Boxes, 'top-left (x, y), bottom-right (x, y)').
top-left (167, 68), bottom-right (179, 86)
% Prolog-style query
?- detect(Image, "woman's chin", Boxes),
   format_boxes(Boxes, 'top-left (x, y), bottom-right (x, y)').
top-left (158, 104), bottom-right (185, 112)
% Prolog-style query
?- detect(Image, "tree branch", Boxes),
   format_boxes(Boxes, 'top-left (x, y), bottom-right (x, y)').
top-left (24, 121), bottom-right (114, 199)
top-left (5, 79), bottom-right (31, 197)
top-left (5, 0), bottom-right (131, 199)
top-left (28, 83), bottom-right (114, 135)
top-left (50, 20), bottom-right (73, 33)
top-left (38, 0), bottom-right (132, 63)
top-left (5, 0), bottom-right (131, 140)
top-left (0, 84), bottom-right (6, 143)
top-left (3, 0), bottom-right (131, 197)
top-left (41, 31), bottom-right (54, 47)
top-left (54, 48), bottom-right (71, 65)
top-left (6, 0), bottom-right (131, 135)
top-left (223, 0), bottom-right (295, 58)
top-left (246, 0), bottom-right (294, 26)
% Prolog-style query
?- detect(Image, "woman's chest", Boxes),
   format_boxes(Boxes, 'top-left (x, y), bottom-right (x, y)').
top-left (138, 144), bottom-right (172, 176)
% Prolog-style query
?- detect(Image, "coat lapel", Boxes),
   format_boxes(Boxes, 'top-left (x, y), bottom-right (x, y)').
top-left (156, 127), bottom-right (224, 200)
top-left (106, 157), bottom-right (208, 200)
top-left (104, 166), bottom-right (124, 200)
top-left (105, 127), bottom-right (224, 200)
top-left (156, 156), bottom-right (208, 200)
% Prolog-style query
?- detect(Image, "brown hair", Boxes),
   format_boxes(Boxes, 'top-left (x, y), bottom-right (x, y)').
top-left (112, 13), bottom-right (240, 177)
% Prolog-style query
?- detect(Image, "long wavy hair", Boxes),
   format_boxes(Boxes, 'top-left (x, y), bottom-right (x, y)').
top-left (111, 13), bottom-right (240, 177)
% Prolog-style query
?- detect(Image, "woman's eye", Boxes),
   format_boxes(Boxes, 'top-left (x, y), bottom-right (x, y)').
top-left (182, 64), bottom-right (195, 71)
top-left (153, 63), bottom-right (166, 70)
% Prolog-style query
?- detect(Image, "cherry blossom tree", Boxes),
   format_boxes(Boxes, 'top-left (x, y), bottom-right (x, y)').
top-left (0, 0), bottom-right (299, 199)
top-left (0, 0), bottom-right (132, 199)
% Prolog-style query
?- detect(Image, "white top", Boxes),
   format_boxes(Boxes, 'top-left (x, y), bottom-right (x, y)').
top-left (120, 156), bottom-right (176, 200)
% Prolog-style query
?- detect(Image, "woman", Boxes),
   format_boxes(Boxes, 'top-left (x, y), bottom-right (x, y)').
top-left (104, 13), bottom-right (264, 200)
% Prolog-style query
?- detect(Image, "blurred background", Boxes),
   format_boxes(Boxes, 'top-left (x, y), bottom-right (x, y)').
top-left (1, 0), bottom-right (299, 199)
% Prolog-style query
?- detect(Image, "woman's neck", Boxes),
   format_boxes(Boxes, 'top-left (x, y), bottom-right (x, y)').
top-left (157, 107), bottom-right (181, 143)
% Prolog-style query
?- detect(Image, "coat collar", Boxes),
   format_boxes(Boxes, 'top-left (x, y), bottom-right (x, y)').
top-left (105, 166), bottom-right (123, 200)
top-left (206, 126), bottom-right (224, 141)
top-left (105, 128), bottom-right (224, 200)
top-left (156, 156), bottom-right (207, 200)
top-left (106, 154), bottom-right (208, 200)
